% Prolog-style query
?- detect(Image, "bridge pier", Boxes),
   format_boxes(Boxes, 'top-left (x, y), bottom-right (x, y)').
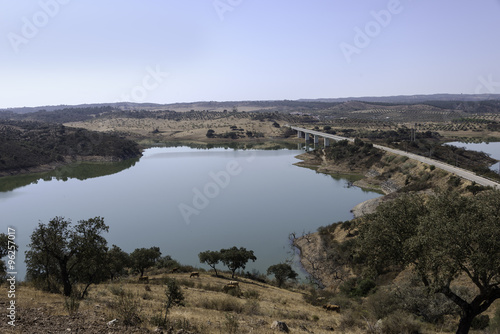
top-left (297, 131), bottom-right (302, 138)
top-left (305, 133), bottom-right (310, 141)
top-left (314, 135), bottom-right (319, 144)
top-left (324, 138), bottom-right (330, 147)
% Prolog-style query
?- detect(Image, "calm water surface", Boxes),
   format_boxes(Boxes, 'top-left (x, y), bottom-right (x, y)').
top-left (1, 147), bottom-right (381, 279)
top-left (447, 141), bottom-right (500, 172)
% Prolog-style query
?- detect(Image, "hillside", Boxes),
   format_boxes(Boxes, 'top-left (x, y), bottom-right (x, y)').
top-left (0, 120), bottom-right (141, 176)
top-left (0, 272), bottom-right (345, 334)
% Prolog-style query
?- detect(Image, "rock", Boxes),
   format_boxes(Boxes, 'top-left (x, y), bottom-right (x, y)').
top-left (271, 321), bottom-right (290, 333)
top-left (107, 319), bottom-right (117, 327)
top-left (375, 319), bottom-right (383, 331)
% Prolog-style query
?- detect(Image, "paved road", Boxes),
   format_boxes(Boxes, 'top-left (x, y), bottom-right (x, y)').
top-left (291, 126), bottom-right (500, 189)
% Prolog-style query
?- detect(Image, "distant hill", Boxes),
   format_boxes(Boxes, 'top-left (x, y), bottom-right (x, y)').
top-left (299, 93), bottom-right (500, 104)
top-left (2, 94), bottom-right (500, 114)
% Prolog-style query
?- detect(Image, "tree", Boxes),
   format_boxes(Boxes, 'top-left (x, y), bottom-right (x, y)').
top-left (130, 247), bottom-right (161, 277)
top-left (220, 246), bottom-right (257, 279)
top-left (107, 245), bottom-right (130, 280)
top-left (358, 191), bottom-right (500, 334)
top-left (198, 250), bottom-right (222, 277)
top-left (206, 129), bottom-right (215, 138)
top-left (156, 255), bottom-right (181, 271)
top-left (25, 216), bottom-right (109, 297)
top-left (267, 263), bottom-right (298, 287)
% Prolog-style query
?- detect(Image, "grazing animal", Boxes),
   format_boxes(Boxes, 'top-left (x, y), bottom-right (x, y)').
top-left (228, 281), bottom-right (239, 286)
top-left (190, 272), bottom-right (199, 278)
top-left (138, 276), bottom-right (149, 283)
top-left (171, 267), bottom-right (179, 273)
top-left (323, 304), bottom-right (340, 312)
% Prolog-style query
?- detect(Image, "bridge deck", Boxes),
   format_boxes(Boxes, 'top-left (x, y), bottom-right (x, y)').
top-left (291, 126), bottom-right (500, 189)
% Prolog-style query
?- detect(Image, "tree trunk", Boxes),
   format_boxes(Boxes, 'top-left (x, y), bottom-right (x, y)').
top-left (60, 263), bottom-right (72, 297)
top-left (456, 313), bottom-right (474, 334)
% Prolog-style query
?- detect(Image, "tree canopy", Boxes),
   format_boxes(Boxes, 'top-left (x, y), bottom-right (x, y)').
top-left (25, 216), bottom-right (109, 298)
top-left (220, 246), bottom-right (257, 279)
top-left (358, 190), bottom-right (500, 334)
top-left (130, 247), bottom-right (161, 277)
top-left (267, 263), bottom-right (298, 287)
top-left (198, 250), bottom-right (222, 277)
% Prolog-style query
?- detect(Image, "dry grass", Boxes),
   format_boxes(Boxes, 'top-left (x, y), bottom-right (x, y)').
top-left (4, 273), bottom-right (347, 333)
top-left (65, 116), bottom-right (286, 142)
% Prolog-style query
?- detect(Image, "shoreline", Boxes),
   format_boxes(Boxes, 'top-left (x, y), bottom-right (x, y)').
top-left (0, 155), bottom-right (139, 178)
top-left (291, 151), bottom-right (391, 287)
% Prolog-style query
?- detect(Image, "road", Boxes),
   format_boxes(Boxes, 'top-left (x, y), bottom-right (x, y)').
top-left (291, 126), bottom-right (500, 189)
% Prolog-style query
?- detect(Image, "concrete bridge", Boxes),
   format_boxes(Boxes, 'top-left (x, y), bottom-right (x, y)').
top-left (291, 126), bottom-right (500, 189)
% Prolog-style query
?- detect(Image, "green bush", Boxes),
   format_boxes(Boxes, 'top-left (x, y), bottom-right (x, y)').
top-left (340, 277), bottom-right (376, 297)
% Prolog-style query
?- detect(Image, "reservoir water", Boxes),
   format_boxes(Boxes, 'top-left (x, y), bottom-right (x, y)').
top-left (446, 141), bottom-right (500, 172)
top-left (0, 147), bottom-right (381, 280)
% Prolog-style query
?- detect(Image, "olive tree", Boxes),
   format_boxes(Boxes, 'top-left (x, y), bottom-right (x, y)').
top-left (358, 191), bottom-right (500, 334)
top-left (25, 216), bottom-right (109, 298)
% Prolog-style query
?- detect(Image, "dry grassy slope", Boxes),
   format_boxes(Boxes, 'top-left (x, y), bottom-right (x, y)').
top-left (65, 116), bottom-right (287, 142)
top-left (0, 272), bottom-right (349, 334)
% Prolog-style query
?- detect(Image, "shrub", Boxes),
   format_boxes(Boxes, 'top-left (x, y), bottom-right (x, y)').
top-left (198, 297), bottom-right (244, 313)
top-left (178, 278), bottom-right (195, 288)
top-left (224, 314), bottom-right (239, 334)
top-left (381, 311), bottom-right (422, 334)
top-left (366, 289), bottom-right (399, 319)
top-left (339, 277), bottom-right (376, 297)
top-left (338, 308), bottom-right (365, 332)
top-left (109, 285), bottom-right (124, 296)
top-left (110, 289), bottom-right (142, 327)
top-left (243, 299), bottom-right (261, 315)
top-left (242, 289), bottom-right (260, 299)
top-left (165, 278), bottom-right (185, 307)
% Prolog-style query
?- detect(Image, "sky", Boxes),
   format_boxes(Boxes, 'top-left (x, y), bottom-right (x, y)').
top-left (1, 0), bottom-right (499, 108)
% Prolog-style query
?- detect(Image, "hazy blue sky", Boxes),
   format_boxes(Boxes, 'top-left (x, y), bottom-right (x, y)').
top-left (1, 0), bottom-right (499, 108)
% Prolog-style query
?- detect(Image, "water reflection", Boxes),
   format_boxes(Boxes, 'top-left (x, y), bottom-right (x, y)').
top-left (0, 158), bottom-right (139, 193)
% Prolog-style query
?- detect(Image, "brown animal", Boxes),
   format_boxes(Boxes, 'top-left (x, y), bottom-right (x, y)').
top-left (171, 267), bottom-right (179, 273)
top-left (190, 272), bottom-right (199, 278)
top-left (323, 304), bottom-right (340, 312)
top-left (138, 276), bottom-right (149, 283)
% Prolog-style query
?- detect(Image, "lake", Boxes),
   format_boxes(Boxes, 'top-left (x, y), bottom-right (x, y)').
top-left (0, 146), bottom-right (381, 280)
top-left (446, 141), bottom-right (500, 172)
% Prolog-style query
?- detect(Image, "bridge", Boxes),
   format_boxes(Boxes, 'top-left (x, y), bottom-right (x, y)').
top-left (291, 126), bottom-right (500, 189)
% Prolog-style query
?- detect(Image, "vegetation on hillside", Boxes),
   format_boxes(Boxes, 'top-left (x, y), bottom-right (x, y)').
top-left (296, 189), bottom-right (500, 333)
top-left (0, 120), bottom-right (141, 173)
